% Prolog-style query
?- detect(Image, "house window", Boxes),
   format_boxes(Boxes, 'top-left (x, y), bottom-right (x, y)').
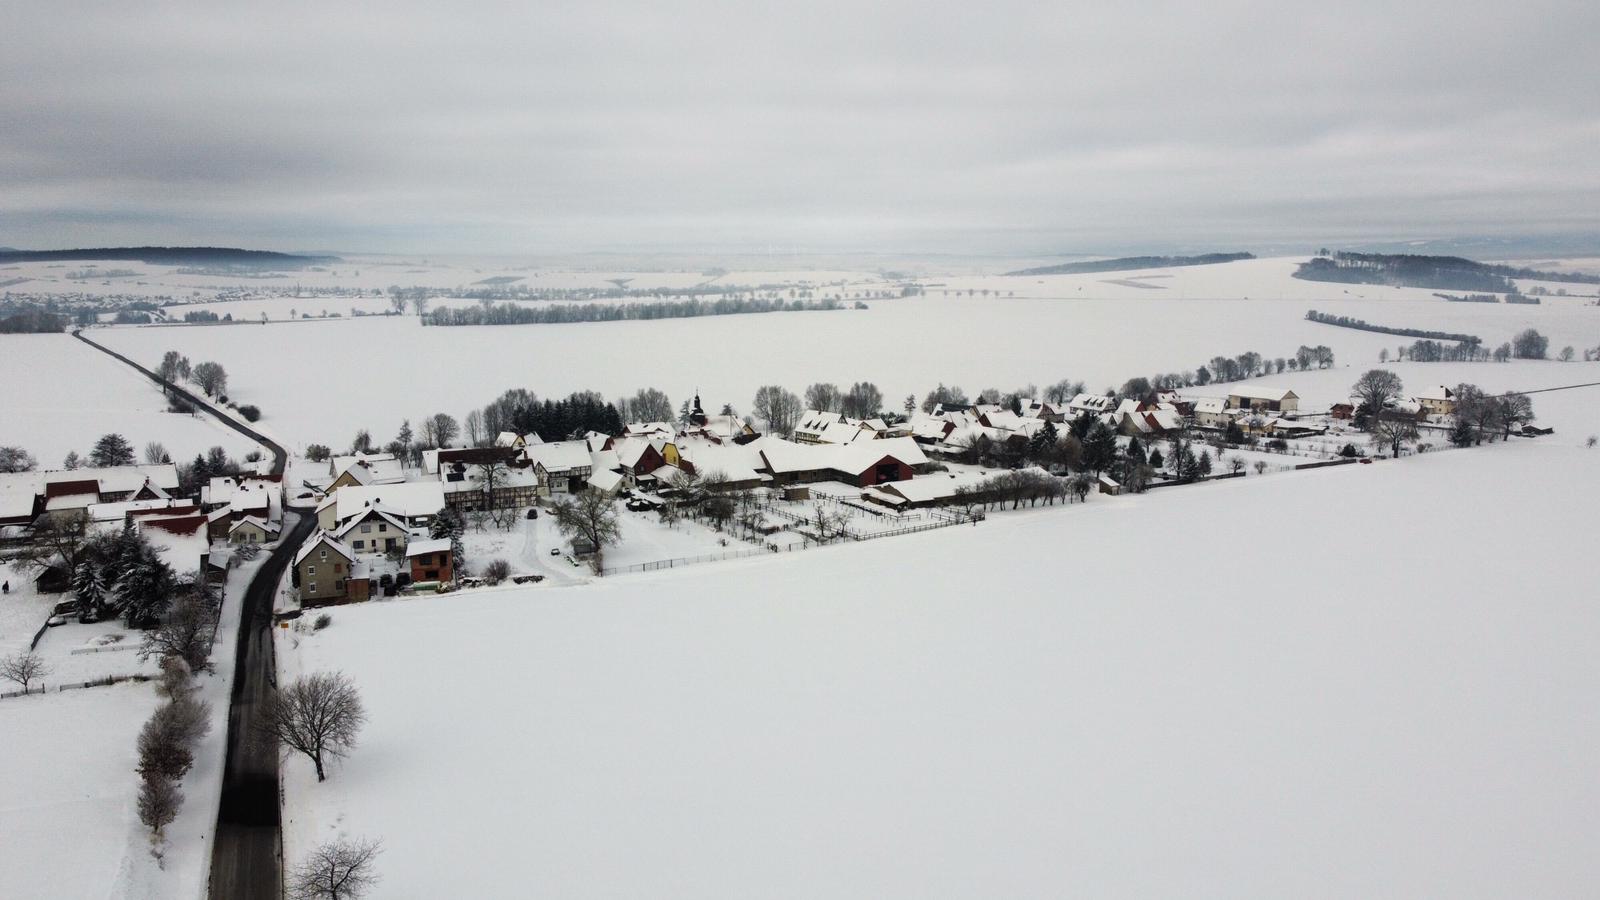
top-left (335, 562), bottom-right (343, 573)
top-left (307, 582), bottom-right (316, 593)
top-left (361, 524), bottom-right (371, 533)
top-left (353, 540), bottom-right (364, 550)
top-left (385, 538), bottom-right (396, 550)
top-left (334, 580), bottom-right (344, 592)
top-left (307, 565), bottom-right (316, 576)
top-left (320, 549), bottom-right (327, 561)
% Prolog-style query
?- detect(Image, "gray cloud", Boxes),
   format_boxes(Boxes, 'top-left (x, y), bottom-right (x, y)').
top-left (2, 0), bottom-right (1597, 254)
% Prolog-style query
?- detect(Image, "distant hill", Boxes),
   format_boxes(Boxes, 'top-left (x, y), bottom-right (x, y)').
top-left (1294, 252), bottom-right (1600, 292)
top-left (0, 246), bottom-right (339, 267)
top-left (1005, 252), bottom-right (1254, 277)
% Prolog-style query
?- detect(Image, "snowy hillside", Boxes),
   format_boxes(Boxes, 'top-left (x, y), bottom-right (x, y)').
top-left (279, 438), bottom-right (1600, 898)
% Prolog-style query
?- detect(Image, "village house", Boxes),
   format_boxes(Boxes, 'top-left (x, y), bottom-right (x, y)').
top-left (331, 506), bottom-right (413, 556)
top-left (435, 447), bottom-right (539, 511)
top-left (525, 441), bottom-right (594, 496)
top-left (1225, 385), bottom-right (1300, 414)
top-left (757, 436), bottom-right (929, 487)
top-left (293, 532), bottom-right (369, 606)
top-left (1414, 385), bottom-right (1457, 417)
top-left (6, 464), bottom-right (181, 525)
top-left (494, 431), bottom-right (543, 449)
top-left (1190, 397), bottom-right (1239, 430)
top-left (1113, 399), bottom-right (1184, 437)
top-left (316, 481), bottom-right (446, 531)
top-left (864, 470), bottom-right (991, 509)
top-left (326, 452), bottom-right (406, 492)
top-left (405, 538), bottom-right (454, 585)
top-left (1067, 393), bottom-right (1116, 418)
top-left (793, 410), bottom-right (844, 444)
top-left (228, 516), bottom-right (280, 545)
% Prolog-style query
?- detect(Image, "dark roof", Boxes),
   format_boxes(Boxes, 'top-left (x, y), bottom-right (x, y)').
top-left (44, 479), bottom-right (99, 498)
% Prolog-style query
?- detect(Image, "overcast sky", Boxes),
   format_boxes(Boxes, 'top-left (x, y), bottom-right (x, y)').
top-left (2, 1), bottom-right (1597, 256)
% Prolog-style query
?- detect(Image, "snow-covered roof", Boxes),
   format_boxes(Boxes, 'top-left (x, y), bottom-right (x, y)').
top-left (332, 507), bottom-right (411, 541)
top-left (758, 436), bottom-right (928, 476)
top-left (1415, 385), bottom-right (1455, 402)
top-left (139, 514), bottom-right (209, 575)
top-left (1068, 393), bottom-right (1114, 413)
top-left (869, 470), bottom-right (990, 504)
top-left (229, 515), bottom-right (280, 535)
top-left (294, 531), bottom-right (357, 567)
top-left (525, 440), bottom-right (593, 473)
top-left (405, 537), bottom-right (452, 557)
top-left (795, 410), bottom-right (843, 435)
top-left (613, 437), bottom-right (657, 468)
top-left (815, 421), bottom-right (870, 444)
top-left (676, 438), bottom-right (767, 484)
top-left (624, 421), bottom-right (674, 437)
top-left (981, 409), bottom-right (1024, 430)
top-left (327, 482), bottom-right (446, 523)
top-left (86, 497), bottom-right (188, 523)
top-left (329, 453), bottom-right (406, 487)
top-left (587, 468), bottom-right (625, 493)
top-left (1226, 384), bottom-right (1299, 402)
top-left (1192, 397), bottom-right (1231, 415)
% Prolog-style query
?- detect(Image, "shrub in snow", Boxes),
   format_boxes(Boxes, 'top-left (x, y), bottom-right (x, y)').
top-left (137, 773), bottom-right (182, 840)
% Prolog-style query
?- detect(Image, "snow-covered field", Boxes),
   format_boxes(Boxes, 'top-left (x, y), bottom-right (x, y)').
top-left (0, 530), bottom-right (271, 900)
top-left (279, 437), bottom-right (1600, 898)
top-left (88, 261), bottom-right (1600, 450)
top-left (0, 333), bottom-right (258, 467)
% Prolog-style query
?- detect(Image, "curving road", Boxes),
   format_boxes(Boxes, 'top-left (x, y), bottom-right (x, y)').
top-left (71, 329), bottom-right (305, 898)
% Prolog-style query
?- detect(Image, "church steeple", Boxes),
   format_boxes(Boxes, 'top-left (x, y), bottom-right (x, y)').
top-left (690, 390), bottom-right (708, 426)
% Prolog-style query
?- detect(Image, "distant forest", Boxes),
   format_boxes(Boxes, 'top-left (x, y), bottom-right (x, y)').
top-left (1005, 252), bottom-right (1254, 277)
top-left (0, 246), bottom-right (338, 267)
top-left (426, 295), bottom-right (844, 326)
top-left (1294, 252), bottom-right (1600, 292)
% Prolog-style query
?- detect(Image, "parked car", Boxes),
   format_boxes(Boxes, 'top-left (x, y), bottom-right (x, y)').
top-left (549, 547), bottom-right (561, 556)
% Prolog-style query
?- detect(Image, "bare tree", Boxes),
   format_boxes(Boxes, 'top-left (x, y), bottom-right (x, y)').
top-left (137, 774), bottom-right (183, 840)
top-left (482, 558), bottom-right (511, 584)
top-left (257, 672), bottom-right (367, 782)
top-left (1495, 392), bottom-right (1535, 439)
top-left (143, 441), bottom-right (170, 465)
top-left (421, 413), bottom-right (459, 448)
top-left (841, 381), bottom-right (883, 418)
top-left (410, 295), bottom-right (429, 317)
top-left (550, 491), bottom-right (623, 573)
top-left (751, 385), bottom-right (802, 437)
top-left (139, 594), bottom-right (217, 673)
top-left (289, 838), bottom-right (382, 900)
top-left (0, 445), bottom-right (36, 473)
top-left (804, 382), bottom-right (842, 412)
top-left (191, 361), bottom-right (228, 397)
top-left (626, 387), bottom-right (674, 423)
top-left (1371, 415), bottom-right (1418, 457)
top-left (1351, 369), bottom-right (1403, 429)
top-left (463, 409), bottom-right (486, 447)
top-left (1, 651), bottom-right (50, 693)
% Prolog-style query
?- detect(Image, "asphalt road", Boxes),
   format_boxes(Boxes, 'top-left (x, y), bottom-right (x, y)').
top-left (70, 329), bottom-right (303, 897)
top-left (208, 511), bottom-right (316, 899)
